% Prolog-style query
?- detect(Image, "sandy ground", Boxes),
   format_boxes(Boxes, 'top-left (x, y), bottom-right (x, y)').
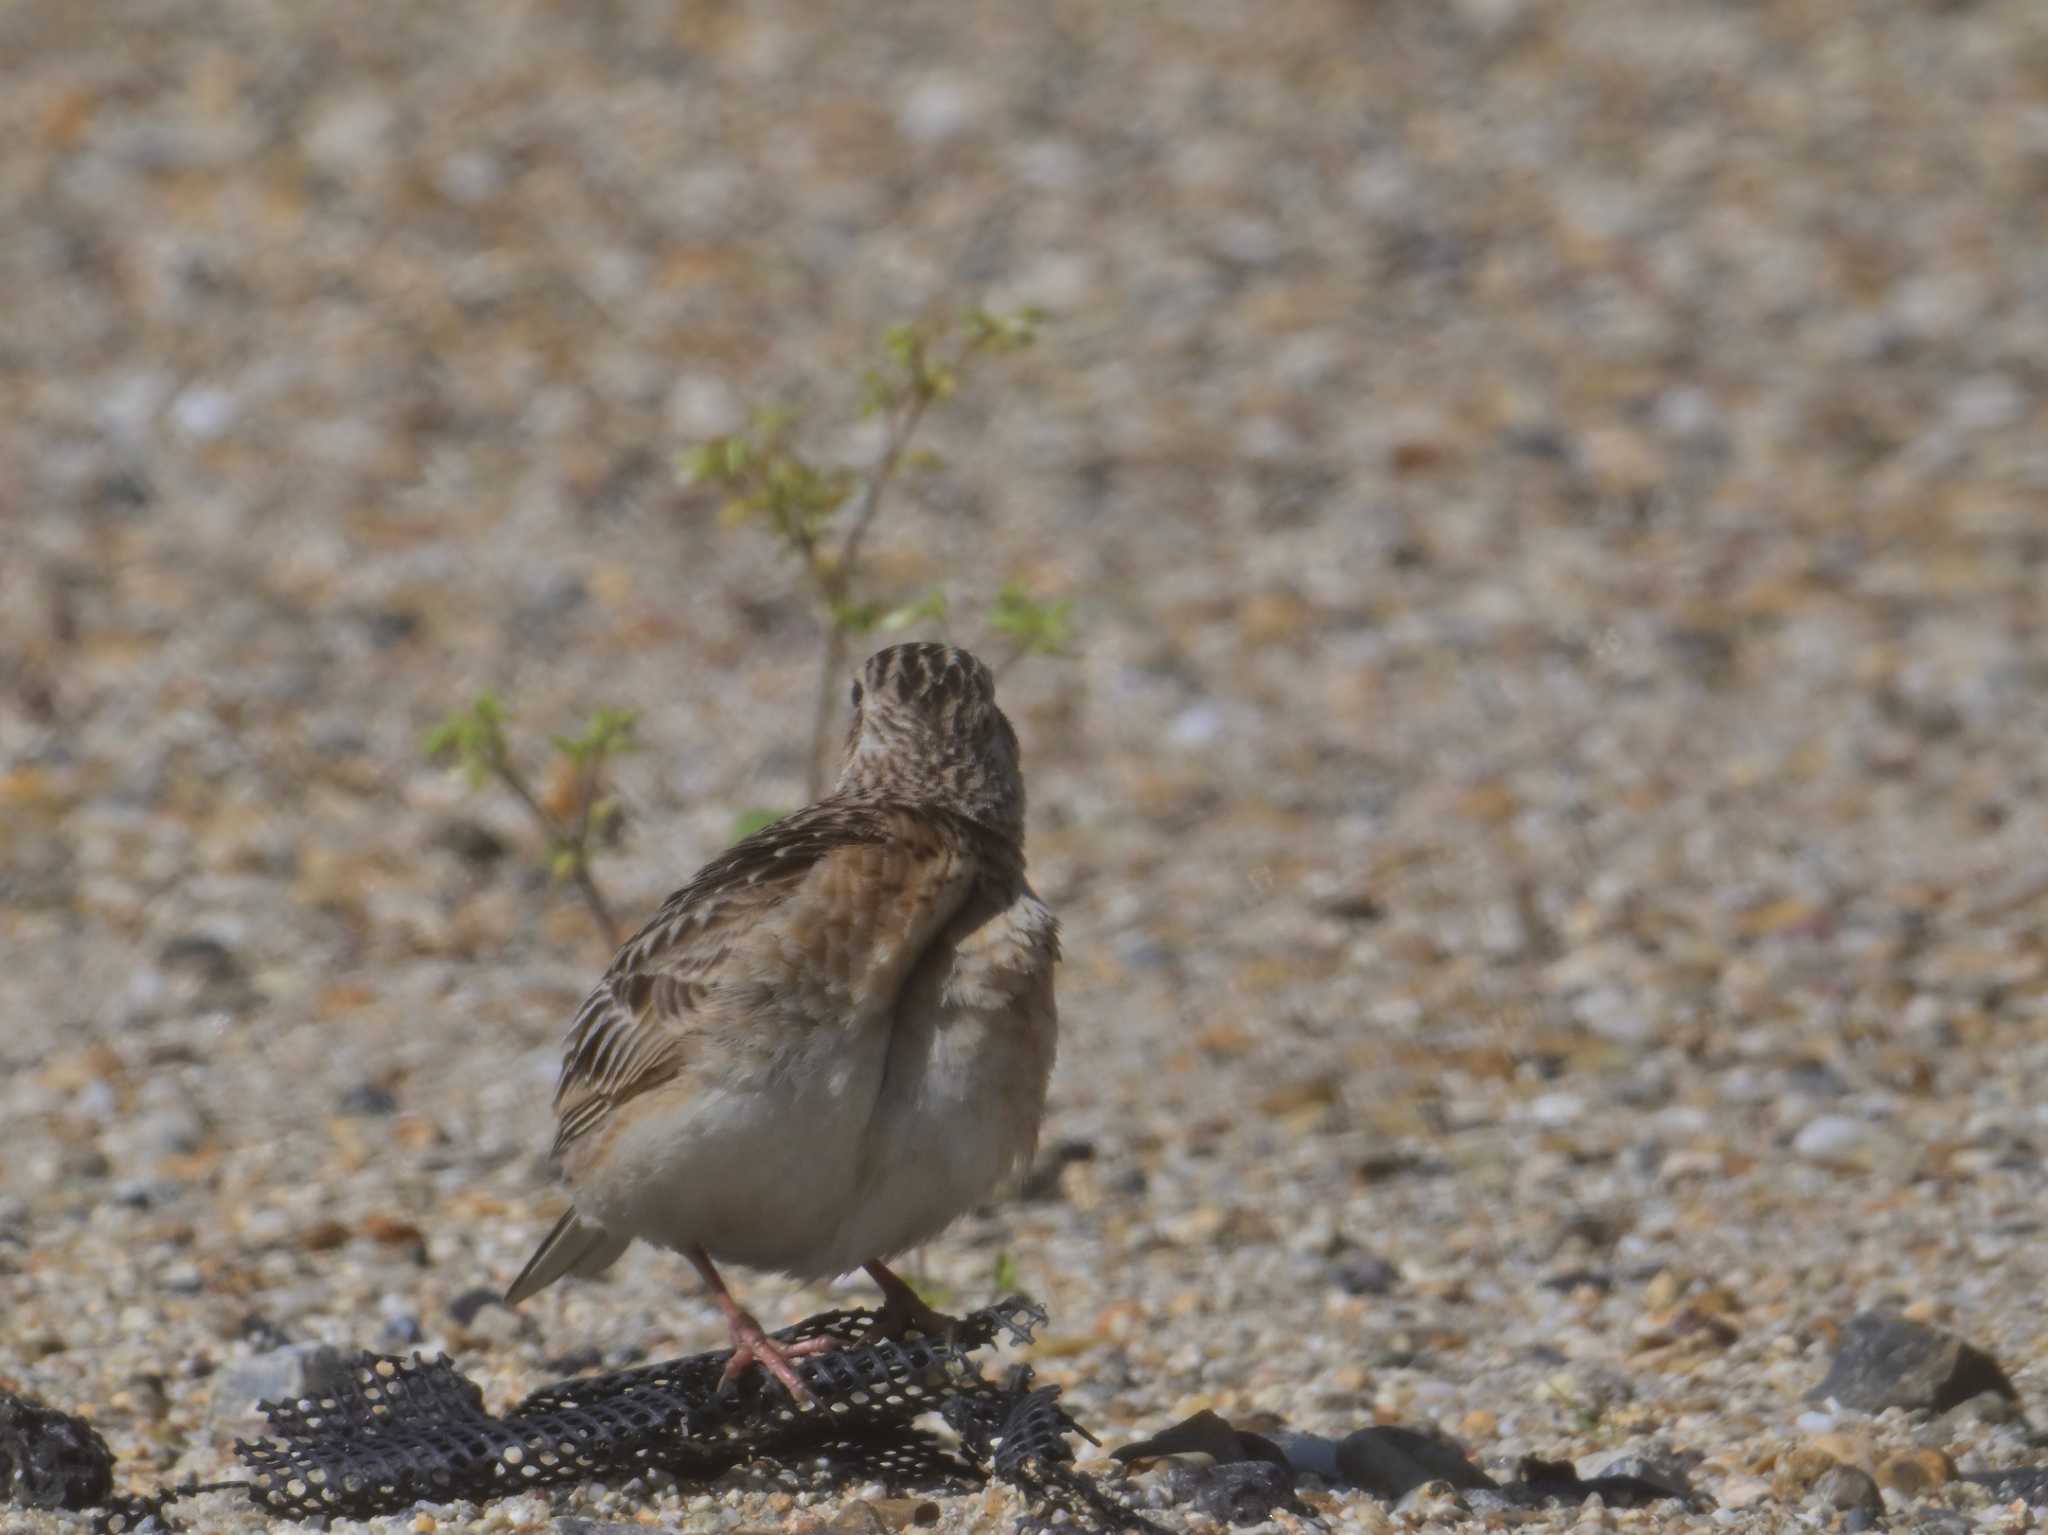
top-left (5, 0), bottom-right (2048, 1531)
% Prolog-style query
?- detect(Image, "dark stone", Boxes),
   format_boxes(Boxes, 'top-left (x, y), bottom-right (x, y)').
top-left (1541, 1268), bottom-right (1614, 1293)
top-left (514, 573), bottom-right (588, 637)
top-left (1183, 1461), bottom-right (1302, 1525)
top-left (1556, 1211), bottom-right (1626, 1250)
top-left (1663, 626), bottom-right (1737, 685)
top-left (1356, 1150), bottom-right (1448, 1184)
top-left (1964, 1468), bottom-right (2048, 1503)
top-left (1506, 1456), bottom-right (1696, 1509)
top-left (1814, 1465), bottom-right (1885, 1521)
top-left (338, 1082), bottom-right (400, 1116)
top-left (236, 1313), bottom-right (291, 1351)
top-left (433, 817), bottom-right (508, 866)
top-left (0, 1390), bottom-right (115, 1510)
top-left (111, 1178), bottom-right (183, 1210)
top-left (1503, 426), bottom-right (1573, 462)
top-left (354, 606), bottom-right (421, 648)
top-left (1808, 1311), bottom-right (2019, 1414)
top-left (94, 468), bottom-right (155, 518)
top-left (1319, 892), bottom-right (1385, 922)
top-left (1336, 1426), bottom-right (1494, 1499)
top-left (1782, 1059), bottom-right (1850, 1097)
top-left (544, 1344), bottom-right (605, 1375)
top-left (449, 1286), bottom-right (508, 1326)
top-left (158, 934), bottom-right (241, 985)
top-left (1577, 1451), bottom-right (1696, 1501)
top-left (1332, 1253), bottom-right (1399, 1296)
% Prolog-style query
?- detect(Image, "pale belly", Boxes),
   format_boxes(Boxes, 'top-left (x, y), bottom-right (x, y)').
top-left (573, 1031), bottom-right (884, 1275)
top-left (569, 892), bottom-right (1057, 1281)
top-left (572, 1006), bottom-right (1049, 1279)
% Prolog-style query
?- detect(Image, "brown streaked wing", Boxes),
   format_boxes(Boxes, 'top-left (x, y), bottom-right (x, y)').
top-left (549, 804), bottom-right (887, 1156)
top-left (547, 801), bottom-right (982, 1157)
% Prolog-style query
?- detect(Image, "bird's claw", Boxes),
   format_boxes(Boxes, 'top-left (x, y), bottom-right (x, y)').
top-left (716, 1317), bottom-right (837, 1406)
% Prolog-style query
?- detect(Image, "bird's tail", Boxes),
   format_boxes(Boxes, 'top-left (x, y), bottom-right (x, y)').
top-left (504, 1209), bottom-right (631, 1304)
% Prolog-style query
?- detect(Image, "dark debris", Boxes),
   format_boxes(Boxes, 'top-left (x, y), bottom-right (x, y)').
top-left (0, 1389), bottom-right (115, 1511)
top-left (0, 1299), bottom-right (1162, 1535)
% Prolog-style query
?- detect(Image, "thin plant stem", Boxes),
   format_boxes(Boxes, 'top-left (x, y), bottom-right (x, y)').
top-left (486, 745), bottom-right (622, 950)
top-left (837, 387), bottom-right (933, 587)
top-left (807, 623), bottom-right (850, 801)
top-left (801, 335), bottom-right (989, 792)
top-left (566, 746), bottom-right (624, 948)
top-left (990, 635), bottom-right (1034, 683)
top-left (569, 862), bottom-right (621, 950)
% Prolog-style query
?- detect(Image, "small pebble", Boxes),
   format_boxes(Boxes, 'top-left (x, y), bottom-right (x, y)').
top-left (1792, 1115), bottom-right (1877, 1165)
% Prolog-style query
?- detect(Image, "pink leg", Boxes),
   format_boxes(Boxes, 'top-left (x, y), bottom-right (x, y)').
top-left (688, 1248), bottom-right (833, 1405)
top-left (864, 1259), bottom-right (963, 1340)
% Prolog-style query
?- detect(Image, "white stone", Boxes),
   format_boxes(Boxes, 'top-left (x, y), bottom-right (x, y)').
top-left (897, 76), bottom-right (977, 145)
top-left (1792, 1114), bottom-right (1875, 1164)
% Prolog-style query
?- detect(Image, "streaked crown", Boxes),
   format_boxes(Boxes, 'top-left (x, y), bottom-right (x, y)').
top-left (835, 643), bottom-right (1024, 838)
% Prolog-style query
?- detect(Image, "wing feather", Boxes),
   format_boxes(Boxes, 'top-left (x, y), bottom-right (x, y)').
top-left (547, 800), bottom-right (989, 1160)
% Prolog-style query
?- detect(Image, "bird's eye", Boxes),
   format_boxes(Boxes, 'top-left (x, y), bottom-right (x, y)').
top-left (850, 680), bottom-right (864, 708)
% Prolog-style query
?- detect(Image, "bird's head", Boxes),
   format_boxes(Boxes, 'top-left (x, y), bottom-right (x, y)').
top-left (836, 642), bottom-right (1024, 838)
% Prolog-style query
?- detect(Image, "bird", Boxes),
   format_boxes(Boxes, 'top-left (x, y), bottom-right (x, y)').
top-left (504, 641), bottom-right (1060, 1404)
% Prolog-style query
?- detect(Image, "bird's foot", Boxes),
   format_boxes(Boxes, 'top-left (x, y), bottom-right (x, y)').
top-left (716, 1312), bottom-right (837, 1405)
top-left (865, 1260), bottom-right (964, 1343)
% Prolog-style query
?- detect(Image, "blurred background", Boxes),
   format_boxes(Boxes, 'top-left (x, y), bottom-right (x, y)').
top-left (4, 0), bottom-right (2047, 1523)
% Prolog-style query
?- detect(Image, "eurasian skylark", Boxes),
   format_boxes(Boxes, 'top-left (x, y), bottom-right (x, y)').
top-left (505, 642), bottom-right (1059, 1403)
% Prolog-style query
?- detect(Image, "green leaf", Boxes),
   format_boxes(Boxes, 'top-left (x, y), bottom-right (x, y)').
top-left (677, 441), bottom-right (724, 487)
top-left (830, 599), bottom-right (887, 634)
top-left (423, 718), bottom-right (463, 761)
top-left (884, 324), bottom-right (920, 366)
top-left (991, 1250), bottom-right (1021, 1294)
top-left (425, 692), bottom-right (510, 786)
top-left (967, 306), bottom-right (1043, 353)
top-left (879, 588), bottom-right (948, 632)
top-left (989, 583), bottom-right (1075, 657)
top-left (860, 368), bottom-right (901, 418)
top-left (552, 705), bottom-right (641, 764)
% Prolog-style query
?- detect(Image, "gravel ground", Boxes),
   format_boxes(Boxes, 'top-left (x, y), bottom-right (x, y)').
top-left (5, 0), bottom-right (2048, 1531)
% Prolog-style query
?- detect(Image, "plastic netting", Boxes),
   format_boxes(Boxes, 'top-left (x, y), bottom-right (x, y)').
top-left (69, 1298), bottom-right (1159, 1534)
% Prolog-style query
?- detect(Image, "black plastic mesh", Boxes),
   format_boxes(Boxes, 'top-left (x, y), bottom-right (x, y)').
top-left (950, 1370), bottom-right (1155, 1535)
top-left (81, 1298), bottom-right (1159, 1533)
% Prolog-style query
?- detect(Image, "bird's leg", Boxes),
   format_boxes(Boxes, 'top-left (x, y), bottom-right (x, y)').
top-left (864, 1258), bottom-right (964, 1341)
top-left (688, 1248), bottom-right (833, 1405)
